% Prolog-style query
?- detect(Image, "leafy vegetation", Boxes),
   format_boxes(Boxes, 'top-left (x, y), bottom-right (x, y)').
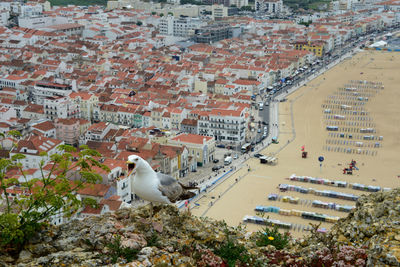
top-left (283, 0), bottom-right (330, 11)
top-left (255, 223), bottom-right (290, 250)
top-left (215, 238), bottom-right (251, 267)
top-left (146, 232), bottom-right (160, 247)
top-left (240, 6), bottom-right (255, 12)
top-left (106, 235), bottom-right (139, 264)
top-left (48, 0), bottom-right (107, 7)
top-left (299, 20), bottom-right (313, 27)
top-left (180, 0), bottom-right (208, 5)
top-left (0, 131), bottom-right (108, 254)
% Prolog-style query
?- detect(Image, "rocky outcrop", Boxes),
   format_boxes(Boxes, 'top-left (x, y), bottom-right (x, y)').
top-left (329, 189), bottom-right (400, 266)
top-left (292, 188), bottom-right (400, 266)
top-left (1, 188), bottom-right (400, 266)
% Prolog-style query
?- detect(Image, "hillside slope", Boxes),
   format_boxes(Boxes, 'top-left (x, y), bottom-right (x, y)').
top-left (1, 189), bottom-right (399, 266)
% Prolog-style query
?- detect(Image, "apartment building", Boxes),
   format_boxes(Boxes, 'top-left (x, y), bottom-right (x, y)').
top-left (10, 135), bottom-right (64, 169)
top-left (32, 81), bottom-right (74, 105)
top-left (199, 108), bottom-right (247, 145)
top-left (255, 0), bottom-right (283, 13)
top-left (159, 15), bottom-right (204, 37)
top-left (169, 133), bottom-right (215, 167)
top-left (43, 96), bottom-right (80, 120)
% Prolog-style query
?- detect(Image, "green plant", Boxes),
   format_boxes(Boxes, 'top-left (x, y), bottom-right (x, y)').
top-left (146, 232), bottom-right (159, 247)
top-left (255, 223), bottom-right (290, 250)
top-left (106, 235), bottom-right (139, 264)
top-left (0, 132), bottom-right (108, 253)
top-left (215, 237), bottom-right (250, 267)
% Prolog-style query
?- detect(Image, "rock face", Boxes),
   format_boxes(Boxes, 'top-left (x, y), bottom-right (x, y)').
top-left (1, 189), bottom-right (400, 266)
top-left (328, 189), bottom-right (400, 266)
top-left (292, 188), bottom-right (400, 266)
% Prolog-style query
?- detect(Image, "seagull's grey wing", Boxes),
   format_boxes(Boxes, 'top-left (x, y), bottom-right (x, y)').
top-left (156, 172), bottom-right (183, 203)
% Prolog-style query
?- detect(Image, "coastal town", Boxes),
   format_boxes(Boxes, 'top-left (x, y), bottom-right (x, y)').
top-left (0, 0), bottom-right (399, 230)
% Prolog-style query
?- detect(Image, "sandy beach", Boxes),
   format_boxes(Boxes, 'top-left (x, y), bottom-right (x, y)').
top-left (191, 50), bottom-right (400, 237)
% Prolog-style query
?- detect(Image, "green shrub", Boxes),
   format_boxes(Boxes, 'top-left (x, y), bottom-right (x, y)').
top-left (106, 235), bottom-right (139, 264)
top-left (146, 232), bottom-right (159, 247)
top-left (255, 223), bottom-right (290, 250)
top-left (0, 131), bottom-right (108, 253)
top-left (215, 238), bottom-right (250, 267)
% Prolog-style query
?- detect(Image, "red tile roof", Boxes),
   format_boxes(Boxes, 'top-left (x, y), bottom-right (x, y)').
top-left (77, 184), bottom-right (111, 197)
top-left (171, 133), bottom-right (213, 145)
top-left (32, 121), bottom-right (55, 132)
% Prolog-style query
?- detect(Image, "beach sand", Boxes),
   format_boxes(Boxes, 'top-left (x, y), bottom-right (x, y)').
top-left (191, 51), bottom-right (400, 237)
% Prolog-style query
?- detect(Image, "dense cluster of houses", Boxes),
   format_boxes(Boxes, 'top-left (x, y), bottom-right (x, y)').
top-left (0, 0), bottom-right (398, 223)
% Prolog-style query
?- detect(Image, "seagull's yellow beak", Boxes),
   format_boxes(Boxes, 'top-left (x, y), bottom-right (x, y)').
top-left (127, 161), bottom-right (136, 177)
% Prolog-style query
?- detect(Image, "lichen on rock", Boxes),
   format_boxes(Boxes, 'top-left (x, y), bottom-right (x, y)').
top-left (1, 188), bottom-right (400, 266)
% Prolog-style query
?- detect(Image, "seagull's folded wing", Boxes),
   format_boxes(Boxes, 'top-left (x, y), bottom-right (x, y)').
top-left (156, 172), bottom-right (195, 203)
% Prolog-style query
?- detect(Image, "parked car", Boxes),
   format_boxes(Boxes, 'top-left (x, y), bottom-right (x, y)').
top-left (212, 165), bottom-right (223, 171)
top-left (216, 144), bottom-right (225, 148)
top-left (254, 153), bottom-right (264, 158)
top-left (213, 159), bottom-right (219, 163)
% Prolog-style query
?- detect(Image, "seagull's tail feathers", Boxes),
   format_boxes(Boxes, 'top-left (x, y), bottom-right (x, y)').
top-left (179, 182), bottom-right (200, 194)
top-left (177, 190), bottom-right (196, 201)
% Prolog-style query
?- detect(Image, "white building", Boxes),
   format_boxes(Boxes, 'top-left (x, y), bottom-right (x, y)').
top-left (82, 122), bottom-right (117, 144)
top-left (10, 135), bottom-right (64, 169)
top-left (0, 74), bottom-right (28, 89)
top-left (18, 16), bottom-right (59, 29)
top-left (43, 96), bottom-right (80, 120)
top-left (0, 9), bottom-right (10, 26)
top-left (159, 15), bottom-right (205, 37)
top-left (20, 3), bottom-right (43, 18)
top-left (31, 81), bottom-right (74, 105)
top-left (198, 107), bottom-right (248, 145)
top-left (255, 0), bottom-right (283, 13)
top-left (116, 176), bottom-right (132, 204)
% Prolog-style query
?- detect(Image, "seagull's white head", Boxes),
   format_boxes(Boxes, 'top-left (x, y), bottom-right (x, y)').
top-left (127, 155), bottom-right (140, 176)
top-left (127, 155), bottom-right (151, 177)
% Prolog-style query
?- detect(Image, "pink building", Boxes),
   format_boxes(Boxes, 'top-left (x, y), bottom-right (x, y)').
top-left (55, 118), bottom-right (81, 145)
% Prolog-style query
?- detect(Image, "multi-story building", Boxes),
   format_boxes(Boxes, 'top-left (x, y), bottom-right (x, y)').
top-left (255, 0), bottom-right (283, 13)
top-left (229, 0), bottom-right (248, 8)
top-left (82, 122), bottom-right (117, 144)
top-left (43, 96), bottom-right (80, 120)
top-left (69, 92), bottom-right (99, 121)
top-left (31, 81), bottom-right (74, 105)
top-left (21, 104), bottom-right (45, 120)
top-left (198, 107), bottom-right (247, 145)
top-left (55, 118), bottom-right (82, 146)
top-left (203, 0), bottom-right (230, 7)
top-left (94, 104), bottom-right (140, 127)
top-left (159, 15), bottom-right (205, 37)
top-left (294, 41), bottom-right (326, 57)
top-left (0, 74), bottom-right (29, 89)
top-left (181, 118), bottom-right (198, 134)
top-left (212, 5), bottom-right (238, 20)
top-left (31, 120), bottom-right (56, 138)
top-left (194, 24), bottom-right (232, 43)
top-left (151, 107), bottom-right (164, 129)
top-left (169, 133), bottom-right (215, 167)
top-left (10, 135), bottom-right (64, 169)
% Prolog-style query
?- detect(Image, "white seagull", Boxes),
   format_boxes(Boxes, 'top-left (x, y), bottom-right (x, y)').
top-left (127, 155), bottom-right (198, 216)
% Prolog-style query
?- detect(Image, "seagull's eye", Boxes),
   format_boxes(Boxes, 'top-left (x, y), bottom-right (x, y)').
top-left (135, 158), bottom-right (138, 161)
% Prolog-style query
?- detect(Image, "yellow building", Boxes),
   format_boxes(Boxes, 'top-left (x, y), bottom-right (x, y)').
top-left (151, 107), bottom-right (163, 128)
top-left (294, 41), bottom-right (325, 57)
top-left (169, 133), bottom-right (216, 167)
top-left (69, 92), bottom-right (99, 121)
